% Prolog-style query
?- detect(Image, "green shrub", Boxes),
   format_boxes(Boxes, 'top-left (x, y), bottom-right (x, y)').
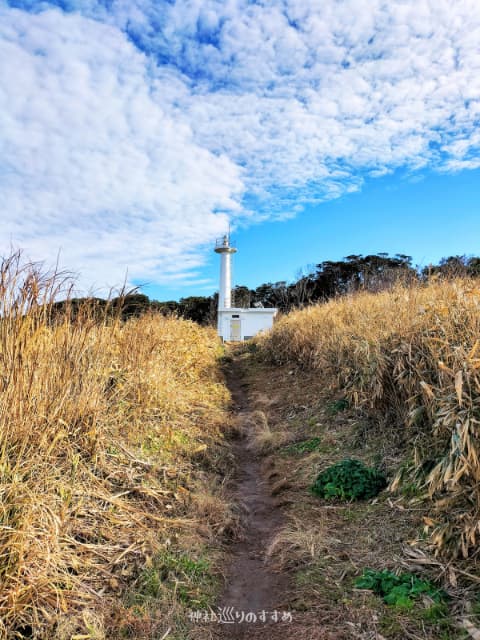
top-left (326, 398), bottom-right (349, 415)
top-left (311, 458), bottom-right (386, 500)
top-left (284, 437), bottom-right (322, 455)
top-left (355, 568), bottom-right (447, 615)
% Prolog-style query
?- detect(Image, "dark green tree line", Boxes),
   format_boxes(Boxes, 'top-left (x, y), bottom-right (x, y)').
top-left (52, 253), bottom-right (480, 326)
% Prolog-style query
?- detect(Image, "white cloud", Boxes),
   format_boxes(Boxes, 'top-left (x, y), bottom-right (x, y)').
top-left (0, 6), bottom-right (243, 291)
top-left (161, 0), bottom-right (480, 201)
top-left (1, 0), bottom-right (480, 290)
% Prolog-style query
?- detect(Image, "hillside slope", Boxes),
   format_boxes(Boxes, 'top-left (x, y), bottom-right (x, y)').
top-left (210, 346), bottom-right (476, 639)
top-left (0, 256), bottom-right (235, 639)
top-left (258, 279), bottom-right (480, 560)
top-left (212, 280), bottom-right (480, 638)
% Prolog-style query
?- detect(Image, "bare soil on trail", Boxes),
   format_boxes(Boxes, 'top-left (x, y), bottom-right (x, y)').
top-left (210, 355), bottom-right (338, 640)
top-left (207, 351), bottom-right (469, 640)
top-left (214, 359), bottom-right (290, 639)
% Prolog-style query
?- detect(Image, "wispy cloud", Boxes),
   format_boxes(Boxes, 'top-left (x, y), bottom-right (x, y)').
top-left (1, 1), bottom-right (480, 289)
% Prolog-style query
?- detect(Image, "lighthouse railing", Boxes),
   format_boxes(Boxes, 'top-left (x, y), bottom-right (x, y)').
top-left (215, 237), bottom-right (236, 249)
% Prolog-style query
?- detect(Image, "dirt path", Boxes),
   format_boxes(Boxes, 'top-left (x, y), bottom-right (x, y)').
top-left (215, 356), bottom-right (291, 639)
top-left (209, 351), bottom-right (457, 640)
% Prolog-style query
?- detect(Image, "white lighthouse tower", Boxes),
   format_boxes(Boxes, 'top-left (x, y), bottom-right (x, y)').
top-left (214, 234), bottom-right (237, 311)
top-left (214, 234), bottom-right (277, 342)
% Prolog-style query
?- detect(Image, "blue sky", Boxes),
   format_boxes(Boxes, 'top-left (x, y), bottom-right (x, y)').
top-left (145, 165), bottom-right (480, 300)
top-left (1, 1), bottom-right (480, 299)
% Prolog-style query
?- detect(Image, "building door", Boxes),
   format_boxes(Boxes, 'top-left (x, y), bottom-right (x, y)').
top-left (230, 318), bottom-right (241, 341)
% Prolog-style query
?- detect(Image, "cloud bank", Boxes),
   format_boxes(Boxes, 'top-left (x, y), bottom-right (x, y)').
top-left (1, 0), bottom-right (480, 289)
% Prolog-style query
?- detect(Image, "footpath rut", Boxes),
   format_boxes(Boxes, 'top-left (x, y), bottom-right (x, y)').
top-left (215, 358), bottom-right (291, 639)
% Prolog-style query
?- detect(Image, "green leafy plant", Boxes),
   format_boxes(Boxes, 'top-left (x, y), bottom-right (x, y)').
top-left (326, 398), bottom-right (349, 415)
top-left (311, 458), bottom-right (386, 500)
top-left (355, 569), bottom-right (447, 614)
top-left (284, 437), bottom-right (322, 455)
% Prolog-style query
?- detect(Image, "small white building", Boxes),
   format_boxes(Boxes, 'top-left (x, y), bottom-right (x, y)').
top-left (214, 235), bottom-right (277, 341)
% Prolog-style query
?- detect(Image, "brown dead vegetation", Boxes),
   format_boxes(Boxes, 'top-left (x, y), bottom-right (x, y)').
top-left (257, 280), bottom-right (480, 561)
top-left (233, 348), bottom-right (479, 639)
top-left (0, 253), bottom-right (235, 639)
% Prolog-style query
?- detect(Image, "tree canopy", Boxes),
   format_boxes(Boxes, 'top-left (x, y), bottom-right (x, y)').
top-left (52, 252), bottom-right (480, 326)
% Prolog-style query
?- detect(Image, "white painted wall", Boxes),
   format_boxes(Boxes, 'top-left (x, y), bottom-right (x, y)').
top-left (218, 308), bottom-right (277, 341)
top-left (218, 251), bottom-right (233, 310)
top-left (240, 311), bottom-right (276, 339)
top-left (214, 237), bottom-right (276, 341)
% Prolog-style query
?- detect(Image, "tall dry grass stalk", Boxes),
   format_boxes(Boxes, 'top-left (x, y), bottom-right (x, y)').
top-left (257, 279), bottom-right (480, 559)
top-left (0, 253), bottom-right (229, 638)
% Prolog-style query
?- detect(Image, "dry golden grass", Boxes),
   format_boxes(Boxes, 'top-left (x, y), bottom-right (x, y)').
top-left (229, 352), bottom-right (464, 640)
top-left (245, 410), bottom-right (292, 453)
top-left (257, 279), bottom-right (480, 559)
top-left (266, 517), bottom-right (329, 570)
top-left (0, 253), bottom-right (231, 639)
